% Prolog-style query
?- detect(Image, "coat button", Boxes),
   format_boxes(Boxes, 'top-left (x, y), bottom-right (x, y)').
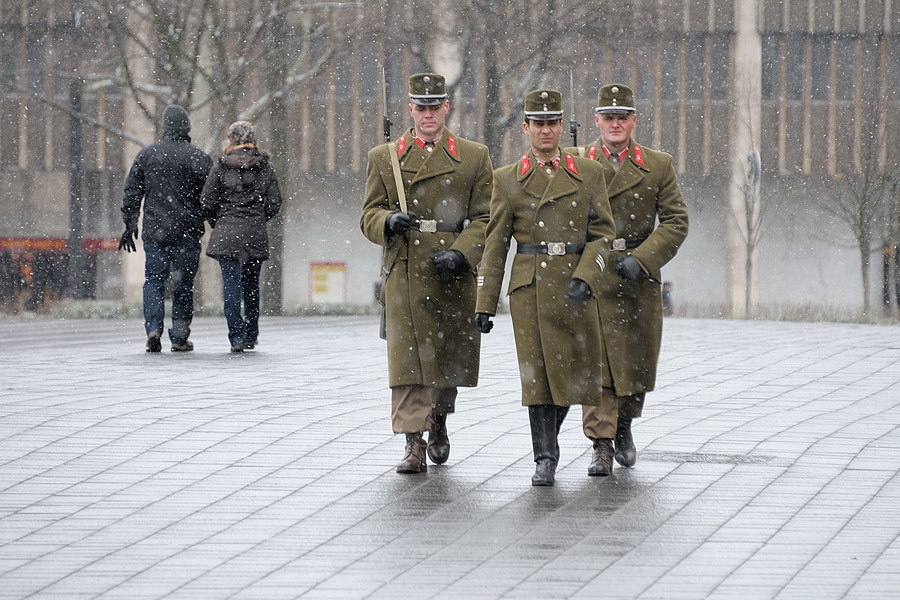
top-left (538, 221), bottom-right (545, 227)
top-left (630, 214), bottom-right (636, 220)
top-left (634, 193), bottom-right (640, 199)
top-left (445, 179), bottom-right (452, 185)
top-left (412, 199), bottom-right (419, 205)
top-left (540, 261), bottom-right (547, 268)
top-left (439, 239), bottom-right (446, 246)
top-left (413, 239), bottom-right (420, 245)
top-left (569, 221), bottom-right (575, 227)
top-left (572, 201), bottom-right (577, 207)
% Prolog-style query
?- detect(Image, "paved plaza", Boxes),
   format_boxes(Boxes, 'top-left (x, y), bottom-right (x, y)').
top-left (1, 315), bottom-right (899, 599)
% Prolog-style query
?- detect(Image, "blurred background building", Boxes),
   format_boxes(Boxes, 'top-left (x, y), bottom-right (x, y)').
top-left (1, 0), bottom-right (898, 318)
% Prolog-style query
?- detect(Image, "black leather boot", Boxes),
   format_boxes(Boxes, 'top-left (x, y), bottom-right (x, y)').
top-left (425, 412), bottom-right (450, 464)
top-left (529, 405), bottom-right (561, 486)
top-left (396, 432), bottom-right (427, 474)
top-left (588, 438), bottom-right (615, 476)
top-left (615, 417), bottom-right (636, 467)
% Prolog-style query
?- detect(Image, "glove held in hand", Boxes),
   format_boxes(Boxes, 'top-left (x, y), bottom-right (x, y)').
top-left (615, 255), bottom-right (642, 281)
top-left (385, 211), bottom-right (415, 236)
top-left (565, 278), bottom-right (592, 300)
top-left (431, 250), bottom-right (469, 280)
top-left (475, 313), bottom-right (494, 334)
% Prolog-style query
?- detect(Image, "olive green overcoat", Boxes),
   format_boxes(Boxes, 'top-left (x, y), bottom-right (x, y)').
top-left (476, 149), bottom-right (616, 407)
top-left (569, 139), bottom-right (689, 395)
top-left (361, 128), bottom-right (493, 388)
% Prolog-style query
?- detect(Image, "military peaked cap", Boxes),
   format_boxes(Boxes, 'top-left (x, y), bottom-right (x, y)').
top-left (595, 83), bottom-right (636, 114)
top-left (524, 89), bottom-right (563, 120)
top-left (408, 73), bottom-right (447, 106)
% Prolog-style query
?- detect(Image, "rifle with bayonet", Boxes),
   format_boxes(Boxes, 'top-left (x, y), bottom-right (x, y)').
top-left (378, 66), bottom-right (395, 340)
top-left (569, 70), bottom-right (579, 147)
top-left (382, 67), bottom-right (392, 143)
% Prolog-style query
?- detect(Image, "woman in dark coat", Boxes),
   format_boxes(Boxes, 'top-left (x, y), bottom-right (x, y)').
top-left (201, 121), bottom-right (282, 352)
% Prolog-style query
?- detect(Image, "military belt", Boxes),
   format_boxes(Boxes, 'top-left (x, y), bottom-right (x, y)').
top-left (410, 220), bottom-right (464, 233)
top-left (612, 237), bottom-right (646, 251)
top-left (516, 242), bottom-right (585, 256)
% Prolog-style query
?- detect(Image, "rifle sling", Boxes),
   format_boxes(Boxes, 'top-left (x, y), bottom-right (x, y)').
top-left (388, 143), bottom-right (408, 214)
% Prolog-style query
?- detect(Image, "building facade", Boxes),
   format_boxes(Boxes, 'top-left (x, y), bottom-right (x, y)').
top-left (1, 0), bottom-right (898, 316)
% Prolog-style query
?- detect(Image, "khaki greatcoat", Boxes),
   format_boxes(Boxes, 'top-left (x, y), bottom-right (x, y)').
top-left (476, 150), bottom-right (616, 407)
top-left (361, 128), bottom-right (492, 388)
top-left (569, 139), bottom-right (689, 396)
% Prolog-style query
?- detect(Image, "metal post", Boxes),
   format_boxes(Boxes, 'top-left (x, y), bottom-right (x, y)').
top-left (67, 76), bottom-right (89, 299)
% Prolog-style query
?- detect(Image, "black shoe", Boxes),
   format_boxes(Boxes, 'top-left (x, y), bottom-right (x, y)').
top-left (615, 418), bottom-right (637, 467)
top-left (426, 412), bottom-right (450, 464)
top-left (171, 340), bottom-right (194, 352)
top-left (146, 332), bottom-right (162, 353)
top-left (532, 458), bottom-right (557, 486)
top-left (588, 438), bottom-right (615, 476)
top-left (230, 344), bottom-right (245, 353)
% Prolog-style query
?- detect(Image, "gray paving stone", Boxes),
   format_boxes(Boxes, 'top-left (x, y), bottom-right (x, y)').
top-left (1, 316), bottom-right (899, 599)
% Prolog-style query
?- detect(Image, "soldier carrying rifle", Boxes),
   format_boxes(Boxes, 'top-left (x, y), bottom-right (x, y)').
top-left (360, 73), bottom-right (493, 474)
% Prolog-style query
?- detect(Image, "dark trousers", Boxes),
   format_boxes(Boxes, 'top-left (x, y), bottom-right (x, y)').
top-left (217, 257), bottom-right (262, 346)
top-left (143, 241), bottom-right (200, 345)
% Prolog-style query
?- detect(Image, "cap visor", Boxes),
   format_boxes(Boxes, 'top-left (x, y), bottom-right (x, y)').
top-left (410, 96), bottom-right (446, 106)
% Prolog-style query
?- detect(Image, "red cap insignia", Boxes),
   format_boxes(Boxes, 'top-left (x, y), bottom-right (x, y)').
top-left (447, 135), bottom-right (458, 158)
top-left (520, 154), bottom-right (531, 176)
top-left (397, 135), bottom-right (407, 156)
top-left (632, 146), bottom-right (645, 166)
top-left (564, 154), bottom-right (578, 174)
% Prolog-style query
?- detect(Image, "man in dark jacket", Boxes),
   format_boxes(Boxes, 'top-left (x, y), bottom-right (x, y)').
top-left (119, 105), bottom-right (213, 352)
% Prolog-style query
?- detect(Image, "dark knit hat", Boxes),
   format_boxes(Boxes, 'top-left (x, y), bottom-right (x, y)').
top-left (227, 121), bottom-right (257, 146)
top-left (161, 105), bottom-right (191, 134)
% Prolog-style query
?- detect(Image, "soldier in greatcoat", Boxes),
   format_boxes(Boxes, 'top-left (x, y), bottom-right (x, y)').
top-left (568, 84), bottom-right (689, 475)
top-left (360, 73), bottom-right (493, 474)
top-left (475, 89), bottom-right (617, 487)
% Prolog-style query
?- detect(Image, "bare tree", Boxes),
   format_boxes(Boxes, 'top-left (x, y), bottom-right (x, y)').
top-left (821, 128), bottom-right (898, 316)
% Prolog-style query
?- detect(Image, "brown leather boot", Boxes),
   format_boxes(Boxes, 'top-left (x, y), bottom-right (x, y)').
top-left (426, 412), bottom-right (450, 464)
top-left (614, 418), bottom-right (636, 467)
top-left (396, 433), bottom-right (427, 474)
top-left (588, 438), bottom-right (614, 476)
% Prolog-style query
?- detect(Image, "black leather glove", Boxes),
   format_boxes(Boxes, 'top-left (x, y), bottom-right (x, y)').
top-left (615, 255), bottom-right (642, 281)
top-left (431, 250), bottom-right (469, 280)
top-left (385, 211), bottom-right (416, 236)
top-left (118, 226), bottom-right (137, 252)
top-left (475, 313), bottom-right (494, 333)
top-left (565, 278), bottom-right (592, 300)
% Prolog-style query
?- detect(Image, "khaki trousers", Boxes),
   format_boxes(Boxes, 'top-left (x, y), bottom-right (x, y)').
top-left (582, 388), bottom-right (645, 439)
top-left (391, 385), bottom-right (457, 433)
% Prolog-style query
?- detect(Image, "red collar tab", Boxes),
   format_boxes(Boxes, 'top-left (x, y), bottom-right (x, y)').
top-left (632, 146), bottom-right (645, 166)
top-left (587, 145), bottom-right (599, 161)
top-left (396, 135), bottom-right (408, 156)
top-left (564, 153), bottom-right (578, 174)
top-left (520, 154), bottom-right (532, 176)
top-left (447, 135), bottom-right (458, 158)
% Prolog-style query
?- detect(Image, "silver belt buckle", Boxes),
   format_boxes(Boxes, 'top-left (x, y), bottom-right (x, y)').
top-left (418, 219), bottom-right (438, 233)
top-left (547, 242), bottom-right (566, 256)
top-left (612, 238), bottom-right (626, 251)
